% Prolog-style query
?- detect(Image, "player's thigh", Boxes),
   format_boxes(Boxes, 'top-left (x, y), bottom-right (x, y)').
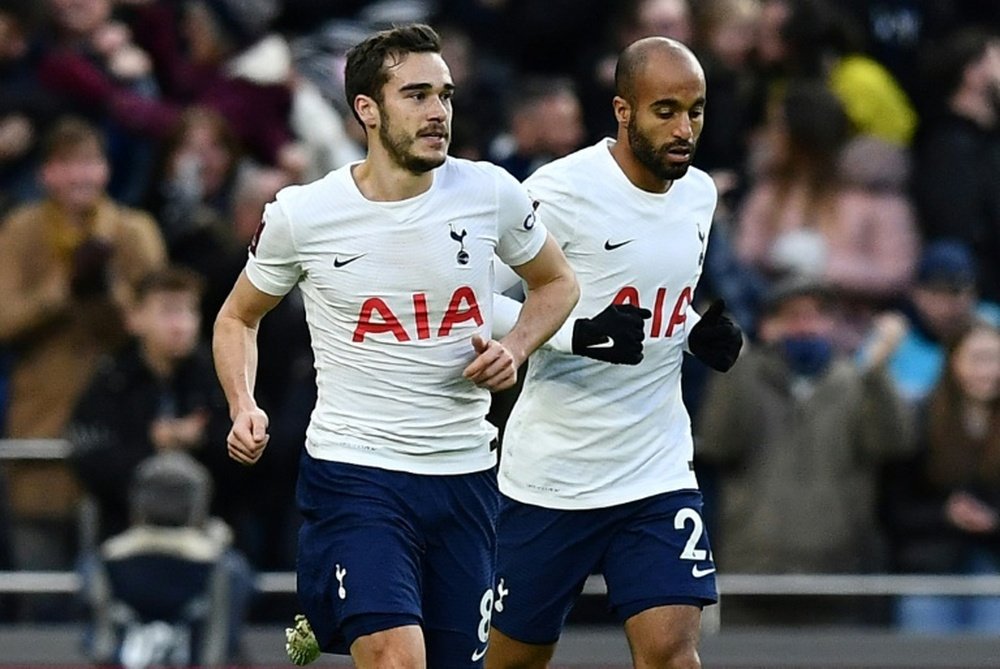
top-left (351, 624), bottom-right (426, 669)
top-left (491, 497), bottom-right (610, 646)
top-left (296, 459), bottom-right (424, 653)
top-left (624, 604), bottom-right (703, 669)
top-left (421, 469), bottom-right (500, 668)
top-left (485, 626), bottom-right (556, 669)
top-left (602, 490), bottom-right (717, 623)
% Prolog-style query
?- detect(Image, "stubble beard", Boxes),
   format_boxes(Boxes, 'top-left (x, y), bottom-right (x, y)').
top-left (379, 108), bottom-right (446, 174)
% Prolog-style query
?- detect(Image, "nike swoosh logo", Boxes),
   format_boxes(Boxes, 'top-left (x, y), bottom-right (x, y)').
top-left (691, 565), bottom-right (716, 578)
top-left (586, 337), bottom-right (615, 349)
top-left (471, 645), bottom-right (488, 662)
top-left (604, 239), bottom-right (634, 251)
top-left (333, 254), bottom-right (367, 268)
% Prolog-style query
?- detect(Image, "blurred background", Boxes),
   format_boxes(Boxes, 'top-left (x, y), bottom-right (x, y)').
top-left (0, 0), bottom-right (999, 666)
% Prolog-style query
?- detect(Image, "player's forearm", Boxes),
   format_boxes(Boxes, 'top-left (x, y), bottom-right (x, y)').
top-left (501, 273), bottom-right (579, 366)
top-left (212, 312), bottom-right (261, 419)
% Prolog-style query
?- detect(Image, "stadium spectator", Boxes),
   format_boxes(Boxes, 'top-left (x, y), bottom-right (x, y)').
top-left (862, 240), bottom-right (1000, 409)
top-left (0, 117), bottom-right (165, 576)
top-left (0, 0), bottom-right (60, 215)
top-left (883, 320), bottom-right (1000, 633)
top-left (689, 0), bottom-right (762, 211)
top-left (38, 0), bottom-right (165, 204)
top-left (697, 276), bottom-right (912, 624)
top-left (487, 77), bottom-right (585, 181)
top-left (754, 0), bottom-right (918, 146)
top-left (912, 28), bottom-right (1000, 304)
top-left (78, 450), bottom-right (254, 666)
top-left (736, 81), bottom-right (919, 349)
top-left (578, 0), bottom-right (694, 142)
top-left (145, 107), bottom-right (242, 254)
top-left (68, 266), bottom-right (228, 541)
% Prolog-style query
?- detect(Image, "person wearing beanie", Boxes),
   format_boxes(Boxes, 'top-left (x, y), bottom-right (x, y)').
top-left (78, 451), bottom-right (254, 667)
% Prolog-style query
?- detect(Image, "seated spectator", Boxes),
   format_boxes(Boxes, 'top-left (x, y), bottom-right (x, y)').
top-left (883, 320), bottom-right (1000, 633)
top-left (696, 276), bottom-right (913, 624)
top-left (0, 117), bottom-right (165, 574)
top-left (78, 451), bottom-right (254, 666)
top-left (69, 266), bottom-right (228, 541)
top-left (862, 240), bottom-right (1000, 408)
top-left (913, 28), bottom-right (1000, 305)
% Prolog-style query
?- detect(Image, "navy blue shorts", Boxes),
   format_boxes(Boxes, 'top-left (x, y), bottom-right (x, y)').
top-left (295, 455), bottom-right (499, 667)
top-left (493, 489), bottom-right (718, 645)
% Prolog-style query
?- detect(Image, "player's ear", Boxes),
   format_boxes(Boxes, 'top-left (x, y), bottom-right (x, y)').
top-left (612, 96), bottom-right (631, 125)
top-left (354, 94), bottom-right (379, 131)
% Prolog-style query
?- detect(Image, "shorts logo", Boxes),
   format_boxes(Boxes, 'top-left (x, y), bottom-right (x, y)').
top-left (691, 565), bottom-right (716, 578)
top-left (494, 578), bottom-right (509, 613)
top-left (335, 564), bottom-right (348, 600)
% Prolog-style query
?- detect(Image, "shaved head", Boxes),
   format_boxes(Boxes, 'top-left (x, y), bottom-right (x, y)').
top-left (614, 37), bottom-right (702, 104)
top-left (610, 36), bottom-right (706, 190)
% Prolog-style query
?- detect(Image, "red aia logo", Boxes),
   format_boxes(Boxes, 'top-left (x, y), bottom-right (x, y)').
top-left (613, 285), bottom-right (693, 338)
top-left (353, 286), bottom-right (483, 342)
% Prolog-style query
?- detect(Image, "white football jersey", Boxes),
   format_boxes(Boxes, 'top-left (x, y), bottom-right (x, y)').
top-left (246, 158), bottom-right (547, 475)
top-left (499, 139), bottom-right (718, 508)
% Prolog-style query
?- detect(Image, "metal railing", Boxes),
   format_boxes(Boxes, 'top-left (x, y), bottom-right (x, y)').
top-left (5, 571), bottom-right (1000, 597)
top-left (5, 440), bottom-right (1000, 607)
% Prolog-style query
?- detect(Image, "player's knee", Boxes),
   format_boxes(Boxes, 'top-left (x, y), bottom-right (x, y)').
top-left (636, 637), bottom-right (701, 669)
top-left (352, 631), bottom-right (424, 669)
top-left (356, 644), bottom-right (423, 669)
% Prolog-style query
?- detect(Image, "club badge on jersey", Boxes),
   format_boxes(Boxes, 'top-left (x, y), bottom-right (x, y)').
top-left (450, 225), bottom-right (470, 266)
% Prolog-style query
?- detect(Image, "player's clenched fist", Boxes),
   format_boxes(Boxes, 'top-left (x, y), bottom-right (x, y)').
top-left (463, 334), bottom-right (518, 391)
top-left (572, 304), bottom-right (652, 365)
top-left (227, 407), bottom-right (271, 465)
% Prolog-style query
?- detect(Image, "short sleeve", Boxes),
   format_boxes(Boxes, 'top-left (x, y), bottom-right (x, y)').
top-left (244, 199), bottom-right (302, 296)
top-left (494, 169), bottom-right (548, 267)
top-left (523, 166), bottom-right (575, 250)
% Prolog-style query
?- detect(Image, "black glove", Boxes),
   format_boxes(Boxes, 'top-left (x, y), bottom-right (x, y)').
top-left (689, 299), bottom-right (743, 372)
top-left (70, 237), bottom-right (114, 298)
top-left (572, 304), bottom-right (652, 365)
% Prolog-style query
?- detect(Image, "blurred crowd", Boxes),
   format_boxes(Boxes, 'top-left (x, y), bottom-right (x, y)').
top-left (0, 0), bottom-right (998, 636)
